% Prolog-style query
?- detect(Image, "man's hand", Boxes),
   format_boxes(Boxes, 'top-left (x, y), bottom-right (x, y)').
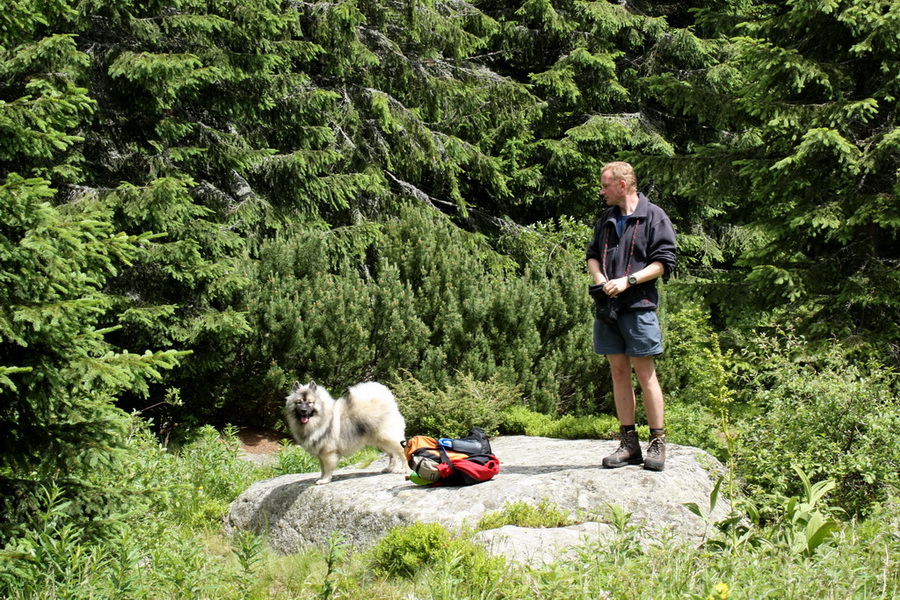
top-left (603, 277), bottom-right (630, 298)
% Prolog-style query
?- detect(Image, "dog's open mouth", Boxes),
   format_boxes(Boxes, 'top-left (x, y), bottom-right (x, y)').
top-left (295, 408), bottom-right (316, 424)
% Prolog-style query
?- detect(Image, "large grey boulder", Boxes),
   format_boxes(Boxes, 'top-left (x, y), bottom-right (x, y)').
top-left (224, 436), bottom-right (729, 567)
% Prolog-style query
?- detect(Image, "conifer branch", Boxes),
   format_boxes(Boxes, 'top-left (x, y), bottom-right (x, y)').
top-left (384, 170), bottom-right (446, 209)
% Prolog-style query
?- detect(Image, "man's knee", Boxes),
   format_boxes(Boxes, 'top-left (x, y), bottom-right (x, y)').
top-left (631, 357), bottom-right (658, 383)
top-left (607, 354), bottom-right (632, 379)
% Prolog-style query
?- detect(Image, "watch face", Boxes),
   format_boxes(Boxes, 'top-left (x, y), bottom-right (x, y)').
top-left (629, 276), bottom-right (637, 285)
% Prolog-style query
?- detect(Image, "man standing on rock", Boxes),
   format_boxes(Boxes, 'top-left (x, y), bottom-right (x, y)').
top-left (586, 161), bottom-right (676, 471)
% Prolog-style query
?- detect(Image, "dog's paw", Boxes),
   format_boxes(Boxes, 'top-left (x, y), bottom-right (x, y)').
top-left (315, 477), bottom-right (332, 485)
top-left (383, 460), bottom-right (406, 474)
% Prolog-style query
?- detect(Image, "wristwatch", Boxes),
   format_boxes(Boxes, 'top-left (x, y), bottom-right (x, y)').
top-left (628, 275), bottom-right (638, 286)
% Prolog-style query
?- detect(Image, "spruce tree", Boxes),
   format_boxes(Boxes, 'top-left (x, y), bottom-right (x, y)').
top-left (44, 0), bottom-right (543, 418)
top-left (0, 176), bottom-right (184, 538)
top-left (1, 1), bottom-right (183, 535)
top-left (71, 0), bottom-right (322, 416)
top-left (645, 0), bottom-right (900, 354)
top-left (475, 0), bottom-right (720, 223)
top-left (288, 0), bottom-right (537, 220)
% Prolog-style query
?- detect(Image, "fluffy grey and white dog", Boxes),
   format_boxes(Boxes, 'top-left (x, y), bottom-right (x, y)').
top-left (284, 380), bottom-right (406, 484)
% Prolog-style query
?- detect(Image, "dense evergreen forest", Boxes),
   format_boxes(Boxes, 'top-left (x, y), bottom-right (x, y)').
top-left (1, 0), bottom-right (899, 596)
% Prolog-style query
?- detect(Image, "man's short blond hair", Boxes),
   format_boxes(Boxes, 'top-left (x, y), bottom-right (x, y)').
top-left (602, 161), bottom-right (638, 192)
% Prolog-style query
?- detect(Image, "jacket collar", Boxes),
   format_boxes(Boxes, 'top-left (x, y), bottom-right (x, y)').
top-left (602, 193), bottom-right (649, 225)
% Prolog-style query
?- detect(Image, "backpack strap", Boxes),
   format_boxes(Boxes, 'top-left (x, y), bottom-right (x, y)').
top-left (438, 444), bottom-right (454, 470)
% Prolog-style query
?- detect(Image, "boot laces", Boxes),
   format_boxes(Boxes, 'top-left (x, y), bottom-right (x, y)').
top-left (646, 436), bottom-right (665, 457)
top-left (618, 431), bottom-right (637, 450)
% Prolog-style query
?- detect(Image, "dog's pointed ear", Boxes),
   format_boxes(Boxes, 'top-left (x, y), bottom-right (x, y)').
top-left (292, 381), bottom-right (302, 392)
top-left (308, 380), bottom-right (317, 391)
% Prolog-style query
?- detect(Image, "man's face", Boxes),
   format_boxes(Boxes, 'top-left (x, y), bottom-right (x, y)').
top-left (599, 171), bottom-right (624, 206)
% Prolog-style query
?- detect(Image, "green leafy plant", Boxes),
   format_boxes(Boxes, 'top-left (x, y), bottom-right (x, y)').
top-left (477, 500), bottom-right (575, 531)
top-left (232, 530), bottom-right (264, 596)
top-left (689, 582), bottom-right (733, 600)
top-left (590, 503), bottom-right (644, 564)
top-left (684, 476), bottom-right (763, 553)
top-left (319, 533), bottom-right (350, 600)
top-left (272, 441), bottom-right (380, 477)
top-left (272, 441), bottom-right (325, 476)
top-left (233, 530), bottom-right (264, 575)
top-left (774, 465), bottom-right (840, 557)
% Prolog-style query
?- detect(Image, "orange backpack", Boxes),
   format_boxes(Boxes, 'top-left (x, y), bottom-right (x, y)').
top-left (403, 427), bottom-right (500, 486)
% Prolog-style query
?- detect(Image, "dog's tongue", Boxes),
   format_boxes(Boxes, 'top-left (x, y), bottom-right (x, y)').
top-left (300, 415), bottom-right (310, 424)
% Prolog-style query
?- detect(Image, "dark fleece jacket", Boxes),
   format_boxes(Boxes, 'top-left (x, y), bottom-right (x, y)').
top-left (585, 193), bottom-right (676, 311)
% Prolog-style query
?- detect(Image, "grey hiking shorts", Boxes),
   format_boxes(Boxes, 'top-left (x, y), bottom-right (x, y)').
top-left (593, 309), bottom-right (663, 357)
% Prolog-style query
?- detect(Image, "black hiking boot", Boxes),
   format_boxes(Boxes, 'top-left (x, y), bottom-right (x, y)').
top-left (643, 431), bottom-right (666, 471)
top-left (602, 427), bottom-right (643, 468)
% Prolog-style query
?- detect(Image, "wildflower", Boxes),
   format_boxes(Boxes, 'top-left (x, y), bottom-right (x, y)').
top-left (707, 582), bottom-right (730, 600)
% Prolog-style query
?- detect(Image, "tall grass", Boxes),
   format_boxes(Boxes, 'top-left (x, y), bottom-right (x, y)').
top-left (1, 414), bottom-right (897, 599)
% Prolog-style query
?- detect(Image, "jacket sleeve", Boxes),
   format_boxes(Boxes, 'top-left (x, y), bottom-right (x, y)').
top-left (585, 219), bottom-right (605, 262)
top-left (587, 208), bottom-right (616, 262)
top-left (647, 209), bottom-right (676, 278)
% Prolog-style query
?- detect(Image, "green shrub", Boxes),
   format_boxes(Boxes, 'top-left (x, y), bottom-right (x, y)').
top-left (656, 298), bottom-right (721, 399)
top-left (233, 206), bottom-right (609, 426)
top-left (499, 405), bottom-right (619, 439)
top-left (233, 228), bottom-right (431, 425)
top-left (367, 522), bottom-right (510, 593)
top-left (477, 500), bottom-right (575, 530)
top-left (664, 397), bottom-right (726, 460)
top-left (394, 371), bottom-right (520, 438)
top-left (368, 522), bottom-right (453, 578)
top-left (652, 300), bottom-right (750, 463)
top-left (543, 414), bottom-right (621, 439)
top-left (733, 337), bottom-right (900, 519)
top-left (499, 405), bottom-right (555, 435)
